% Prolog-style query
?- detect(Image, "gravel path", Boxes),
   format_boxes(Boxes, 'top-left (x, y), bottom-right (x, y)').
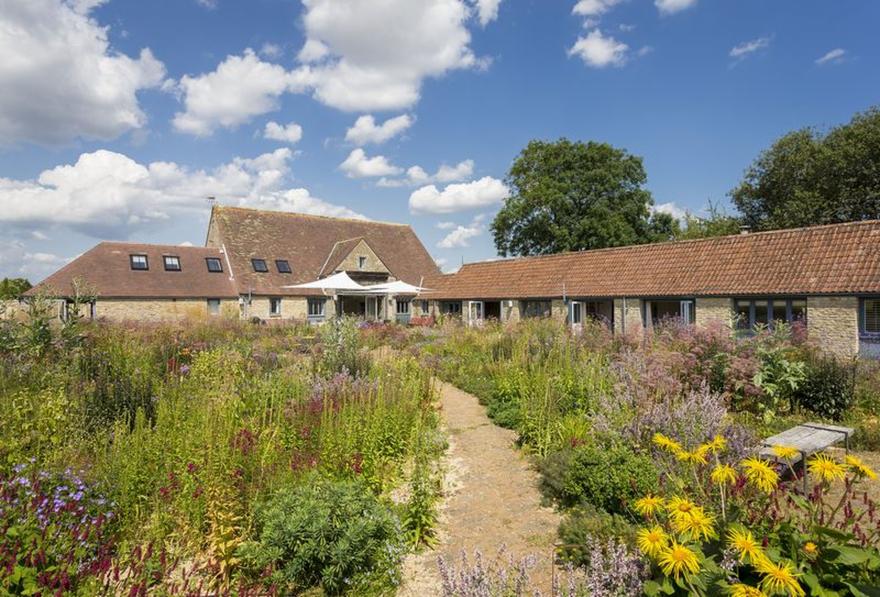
top-left (398, 380), bottom-right (561, 595)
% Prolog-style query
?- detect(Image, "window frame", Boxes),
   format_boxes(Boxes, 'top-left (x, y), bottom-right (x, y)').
top-left (129, 254), bottom-right (149, 271)
top-left (734, 297), bottom-right (808, 333)
top-left (269, 297), bottom-right (282, 317)
top-left (395, 298), bottom-right (411, 315)
top-left (860, 297), bottom-right (880, 337)
top-left (275, 259), bottom-right (292, 274)
top-left (207, 298), bottom-right (221, 316)
top-left (163, 255), bottom-right (181, 272)
top-left (521, 299), bottom-right (552, 319)
top-left (357, 255), bottom-right (367, 270)
top-left (205, 257), bottom-right (223, 273)
top-left (251, 258), bottom-right (269, 273)
top-left (307, 298), bottom-right (326, 319)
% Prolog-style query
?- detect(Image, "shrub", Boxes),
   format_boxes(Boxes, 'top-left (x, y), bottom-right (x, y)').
top-left (556, 504), bottom-right (637, 567)
top-left (315, 317), bottom-right (371, 377)
top-left (538, 442), bottom-right (658, 515)
top-left (792, 353), bottom-right (856, 421)
top-left (240, 475), bottom-right (402, 594)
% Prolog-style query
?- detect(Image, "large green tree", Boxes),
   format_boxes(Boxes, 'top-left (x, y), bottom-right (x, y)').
top-left (491, 139), bottom-right (675, 256)
top-left (731, 107), bottom-right (880, 230)
top-left (0, 278), bottom-right (31, 299)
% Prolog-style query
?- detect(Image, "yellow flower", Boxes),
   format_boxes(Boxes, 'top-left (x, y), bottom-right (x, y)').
top-left (707, 434), bottom-right (727, 453)
top-left (658, 541), bottom-right (701, 580)
top-left (770, 445), bottom-right (800, 461)
top-left (741, 457), bottom-right (779, 493)
top-left (634, 494), bottom-right (665, 518)
top-left (637, 525), bottom-right (668, 558)
top-left (727, 527), bottom-right (763, 564)
top-left (671, 506), bottom-right (717, 541)
top-left (711, 463), bottom-right (738, 486)
top-left (729, 584), bottom-right (768, 597)
top-left (802, 541), bottom-right (818, 557)
top-left (756, 558), bottom-right (805, 597)
top-left (845, 455), bottom-right (877, 480)
top-left (807, 453), bottom-right (846, 484)
top-left (653, 432), bottom-right (683, 454)
top-left (677, 446), bottom-right (710, 465)
top-left (666, 496), bottom-right (698, 522)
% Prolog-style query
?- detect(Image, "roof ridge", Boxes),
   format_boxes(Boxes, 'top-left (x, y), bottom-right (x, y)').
top-left (461, 219), bottom-right (880, 269)
top-left (96, 241), bottom-right (222, 251)
top-left (214, 204), bottom-right (409, 227)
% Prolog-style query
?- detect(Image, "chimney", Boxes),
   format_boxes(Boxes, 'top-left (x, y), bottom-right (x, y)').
top-left (739, 225), bottom-right (751, 235)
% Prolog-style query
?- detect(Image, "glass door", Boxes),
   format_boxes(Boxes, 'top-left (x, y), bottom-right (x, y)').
top-left (468, 301), bottom-right (484, 325)
top-left (570, 301), bottom-right (584, 327)
top-left (366, 296), bottom-right (378, 320)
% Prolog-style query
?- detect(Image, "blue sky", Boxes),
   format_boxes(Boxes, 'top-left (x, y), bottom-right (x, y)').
top-left (1, 0), bottom-right (878, 281)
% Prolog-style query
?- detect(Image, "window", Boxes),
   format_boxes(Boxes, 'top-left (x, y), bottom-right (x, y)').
top-left (275, 259), bottom-right (292, 274)
top-left (571, 301), bottom-right (583, 325)
top-left (358, 256), bottom-right (367, 270)
top-left (440, 301), bottom-right (462, 315)
top-left (130, 254), bottom-right (148, 270)
top-left (269, 297), bottom-right (282, 316)
top-left (734, 297), bottom-right (807, 333)
top-left (420, 300), bottom-right (429, 314)
top-left (308, 298), bottom-right (326, 318)
top-left (396, 299), bottom-right (411, 315)
top-left (163, 255), bottom-right (181, 271)
top-left (521, 300), bottom-right (552, 319)
top-left (205, 257), bottom-right (223, 273)
top-left (645, 299), bottom-right (696, 326)
top-left (207, 299), bottom-right (221, 315)
top-left (252, 258), bottom-right (268, 273)
top-left (862, 298), bottom-right (880, 335)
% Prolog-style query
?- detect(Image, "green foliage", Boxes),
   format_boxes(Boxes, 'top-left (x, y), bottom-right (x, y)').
top-left (674, 201), bottom-right (743, 240)
top-left (316, 316), bottom-right (371, 377)
top-left (538, 443), bottom-right (658, 515)
top-left (240, 475), bottom-right (403, 595)
top-left (557, 504), bottom-right (636, 568)
top-left (793, 353), bottom-right (856, 421)
top-left (753, 340), bottom-right (807, 421)
top-left (491, 138), bottom-right (674, 257)
top-left (732, 105), bottom-right (880, 231)
top-left (0, 278), bottom-right (31, 300)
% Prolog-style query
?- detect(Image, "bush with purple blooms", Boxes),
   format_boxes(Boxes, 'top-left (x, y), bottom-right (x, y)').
top-left (0, 461), bottom-right (117, 595)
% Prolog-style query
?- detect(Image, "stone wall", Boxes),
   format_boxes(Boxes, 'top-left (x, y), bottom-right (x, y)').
top-left (807, 296), bottom-right (860, 359)
top-left (695, 298), bottom-right (733, 329)
top-left (0, 299), bottom-right (28, 321)
top-left (613, 298), bottom-right (643, 335)
top-left (96, 299), bottom-right (239, 322)
top-left (501, 300), bottom-right (520, 323)
top-left (245, 296), bottom-right (337, 321)
top-left (335, 239), bottom-right (390, 274)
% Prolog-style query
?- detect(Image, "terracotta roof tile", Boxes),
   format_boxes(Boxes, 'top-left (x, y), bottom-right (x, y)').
top-left (425, 220), bottom-right (880, 300)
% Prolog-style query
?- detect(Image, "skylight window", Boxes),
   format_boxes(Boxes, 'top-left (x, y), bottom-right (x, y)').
top-left (252, 258), bottom-right (268, 273)
top-left (130, 254), bottom-right (148, 270)
top-left (163, 256), bottom-right (181, 271)
top-left (206, 257), bottom-right (223, 273)
top-left (276, 259), bottom-right (292, 274)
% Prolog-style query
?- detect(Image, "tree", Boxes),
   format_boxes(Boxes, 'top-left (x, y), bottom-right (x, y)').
top-left (491, 139), bottom-right (674, 256)
top-left (0, 278), bottom-right (31, 299)
top-left (731, 107), bottom-right (880, 231)
top-left (675, 201), bottom-right (743, 240)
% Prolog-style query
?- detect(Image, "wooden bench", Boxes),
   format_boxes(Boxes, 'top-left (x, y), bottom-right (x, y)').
top-left (759, 422), bottom-right (854, 492)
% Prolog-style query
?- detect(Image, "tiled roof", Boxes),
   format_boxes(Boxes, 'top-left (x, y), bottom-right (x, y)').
top-left (209, 206), bottom-right (439, 296)
top-left (27, 242), bottom-right (238, 299)
top-left (425, 220), bottom-right (880, 300)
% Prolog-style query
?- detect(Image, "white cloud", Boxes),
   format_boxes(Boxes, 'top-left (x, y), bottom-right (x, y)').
top-left (0, 0), bottom-right (166, 145)
top-left (345, 114), bottom-right (414, 145)
top-left (339, 149), bottom-right (403, 178)
top-left (472, 0), bottom-right (503, 26)
top-left (654, 0), bottom-right (697, 15)
top-left (619, 23), bottom-right (636, 32)
top-left (378, 159), bottom-right (474, 187)
top-left (569, 29), bottom-right (629, 68)
top-left (264, 121), bottom-right (303, 144)
top-left (0, 148), bottom-right (363, 238)
top-left (729, 36), bottom-right (771, 59)
top-left (653, 201), bottom-right (687, 221)
top-left (438, 223), bottom-right (482, 248)
top-left (173, 49), bottom-right (296, 136)
top-left (436, 221), bottom-right (457, 230)
top-left (260, 42), bottom-right (283, 59)
top-left (816, 48), bottom-right (846, 66)
top-left (409, 176), bottom-right (508, 214)
top-left (572, 0), bottom-right (624, 17)
top-left (196, 0), bottom-right (217, 8)
top-left (291, 0), bottom-right (482, 111)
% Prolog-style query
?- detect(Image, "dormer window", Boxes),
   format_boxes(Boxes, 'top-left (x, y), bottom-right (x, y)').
top-left (130, 254), bottom-right (149, 270)
top-left (252, 258), bottom-right (268, 273)
top-left (206, 257), bottom-right (223, 273)
top-left (163, 256), bottom-right (181, 271)
top-left (358, 256), bottom-right (367, 270)
top-left (276, 259), bottom-right (292, 274)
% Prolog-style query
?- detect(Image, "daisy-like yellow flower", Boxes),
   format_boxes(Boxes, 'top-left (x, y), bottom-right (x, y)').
top-left (802, 541), bottom-right (818, 557)
top-left (771, 445), bottom-right (800, 461)
top-left (729, 584), bottom-right (768, 597)
top-left (707, 434), bottom-right (727, 453)
top-left (653, 432), bottom-right (683, 454)
top-left (666, 496), bottom-right (697, 522)
top-left (807, 453), bottom-right (846, 484)
top-left (711, 463), bottom-right (738, 486)
top-left (727, 527), bottom-right (763, 564)
top-left (845, 454), bottom-right (878, 480)
top-left (658, 541), bottom-right (700, 580)
top-left (636, 525), bottom-right (668, 558)
top-left (741, 457), bottom-right (779, 493)
top-left (756, 558), bottom-right (805, 597)
top-left (671, 506), bottom-right (717, 541)
top-left (677, 446), bottom-right (710, 465)
top-left (634, 494), bottom-right (665, 518)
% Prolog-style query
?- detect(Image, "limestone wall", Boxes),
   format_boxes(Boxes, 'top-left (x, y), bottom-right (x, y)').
top-left (613, 298), bottom-right (643, 334)
top-left (695, 298), bottom-right (733, 329)
top-left (96, 299), bottom-right (239, 322)
top-left (807, 296), bottom-right (860, 359)
top-left (245, 296), bottom-right (336, 321)
top-left (335, 239), bottom-right (390, 274)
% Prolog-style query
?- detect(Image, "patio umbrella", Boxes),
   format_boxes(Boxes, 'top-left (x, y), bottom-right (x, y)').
top-left (366, 280), bottom-right (431, 295)
top-left (281, 271), bottom-right (367, 292)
